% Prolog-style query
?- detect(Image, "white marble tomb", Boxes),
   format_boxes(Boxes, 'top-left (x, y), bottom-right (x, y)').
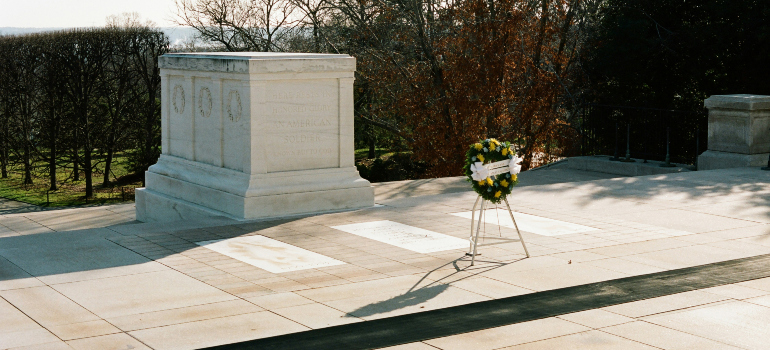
top-left (136, 52), bottom-right (374, 222)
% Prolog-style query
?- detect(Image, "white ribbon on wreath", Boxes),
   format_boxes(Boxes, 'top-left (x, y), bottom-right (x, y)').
top-left (470, 162), bottom-right (489, 181)
top-left (471, 155), bottom-right (523, 181)
top-left (509, 155), bottom-right (522, 175)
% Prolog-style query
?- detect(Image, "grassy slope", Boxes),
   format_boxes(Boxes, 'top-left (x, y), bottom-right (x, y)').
top-left (0, 152), bottom-right (142, 207)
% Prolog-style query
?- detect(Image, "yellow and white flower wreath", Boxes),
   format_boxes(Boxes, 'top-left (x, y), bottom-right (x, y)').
top-left (463, 138), bottom-right (522, 203)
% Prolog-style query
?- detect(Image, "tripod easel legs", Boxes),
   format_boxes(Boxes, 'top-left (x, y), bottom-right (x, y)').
top-left (470, 199), bottom-right (486, 266)
top-left (468, 196), bottom-right (530, 266)
top-left (504, 197), bottom-right (530, 258)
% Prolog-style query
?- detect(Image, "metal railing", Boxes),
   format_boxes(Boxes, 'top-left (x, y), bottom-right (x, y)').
top-left (578, 104), bottom-right (708, 167)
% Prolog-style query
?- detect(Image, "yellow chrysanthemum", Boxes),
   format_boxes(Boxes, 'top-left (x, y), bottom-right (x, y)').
top-left (501, 148), bottom-right (509, 156)
top-left (494, 191), bottom-right (502, 198)
top-left (477, 154), bottom-right (485, 162)
top-left (511, 174), bottom-right (517, 182)
top-left (474, 143), bottom-right (483, 150)
top-left (477, 180), bottom-right (485, 186)
top-left (500, 179), bottom-right (509, 187)
top-left (486, 177), bottom-right (493, 186)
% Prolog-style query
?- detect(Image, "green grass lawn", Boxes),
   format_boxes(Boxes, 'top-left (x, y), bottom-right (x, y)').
top-left (354, 147), bottom-right (396, 160)
top-left (0, 152), bottom-right (142, 207)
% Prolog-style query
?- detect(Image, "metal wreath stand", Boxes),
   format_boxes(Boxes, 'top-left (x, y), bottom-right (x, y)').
top-left (466, 159), bottom-right (530, 266)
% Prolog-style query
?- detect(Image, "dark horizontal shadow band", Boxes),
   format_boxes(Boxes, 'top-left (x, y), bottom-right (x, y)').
top-left (201, 253), bottom-right (770, 350)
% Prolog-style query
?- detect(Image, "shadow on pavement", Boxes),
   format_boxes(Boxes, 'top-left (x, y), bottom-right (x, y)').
top-left (346, 256), bottom-right (519, 318)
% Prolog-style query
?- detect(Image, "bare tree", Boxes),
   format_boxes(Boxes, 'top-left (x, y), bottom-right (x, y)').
top-left (175, 0), bottom-right (299, 51)
top-left (106, 12), bottom-right (158, 28)
top-left (101, 30), bottom-right (136, 186)
top-left (37, 34), bottom-right (69, 190)
top-left (1, 37), bottom-right (42, 185)
top-left (0, 38), bottom-right (12, 179)
top-left (58, 30), bottom-right (111, 198)
top-left (127, 28), bottom-right (169, 185)
top-left (290, 0), bottom-right (332, 52)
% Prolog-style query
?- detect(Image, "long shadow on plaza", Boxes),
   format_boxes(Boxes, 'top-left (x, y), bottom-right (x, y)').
top-left (346, 257), bottom-right (516, 318)
top-left (0, 215), bottom-right (293, 284)
top-left (511, 167), bottom-right (770, 230)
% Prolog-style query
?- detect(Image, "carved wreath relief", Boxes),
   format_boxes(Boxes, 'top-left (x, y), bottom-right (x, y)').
top-left (198, 87), bottom-right (213, 118)
top-left (226, 90), bottom-right (242, 122)
top-left (172, 85), bottom-right (185, 114)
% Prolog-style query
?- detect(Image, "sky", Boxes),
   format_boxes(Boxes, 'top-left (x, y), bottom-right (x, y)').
top-left (0, 0), bottom-right (179, 28)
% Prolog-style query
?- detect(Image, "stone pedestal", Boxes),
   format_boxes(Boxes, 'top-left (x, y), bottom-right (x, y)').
top-left (698, 94), bottom-right (770, 170)
top-left (136, 52), bottom-right (374, 222)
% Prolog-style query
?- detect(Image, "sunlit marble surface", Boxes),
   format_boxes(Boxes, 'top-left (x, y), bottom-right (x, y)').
top-left (331, 221), bottom-right (468, 253)
top-left (451, 208), bottom-right (599, 236)
top-left (196, 236), bottom-right (345, 273)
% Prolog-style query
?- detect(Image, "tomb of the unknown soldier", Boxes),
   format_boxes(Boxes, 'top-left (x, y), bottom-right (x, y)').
top-left (135, 52), bottom-right (374, 222)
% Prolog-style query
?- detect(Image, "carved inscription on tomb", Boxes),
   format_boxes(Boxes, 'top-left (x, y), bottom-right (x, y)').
top-left (265, 80), bottom-right (339, 172)
top-left (272, 118), bottom-right (332, 129)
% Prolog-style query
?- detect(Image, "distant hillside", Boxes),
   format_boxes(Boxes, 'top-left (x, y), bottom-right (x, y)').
top-left (0, 27), bottom-right (66, 35)
top-left (0, 27), bottom-right (199, 47)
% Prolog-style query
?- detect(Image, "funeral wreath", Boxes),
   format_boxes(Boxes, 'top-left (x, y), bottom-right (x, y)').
top-left (463, 138), bottom-right (522, 203)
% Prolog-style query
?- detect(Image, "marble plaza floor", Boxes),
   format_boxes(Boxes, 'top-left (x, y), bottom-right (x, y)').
top-left (1, 165), bottom-right (770, 349)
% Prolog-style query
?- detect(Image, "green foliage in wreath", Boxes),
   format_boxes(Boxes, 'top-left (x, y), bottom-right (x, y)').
top-left (463, 138), bottom-right (520, 204)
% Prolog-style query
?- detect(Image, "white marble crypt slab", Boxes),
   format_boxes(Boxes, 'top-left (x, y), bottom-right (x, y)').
top-left (451, 209), bottom-right (599, 236)
top-left (331, 220), bottom-right (468, 253)
top-left (196, 235), bottom-right (345, 273)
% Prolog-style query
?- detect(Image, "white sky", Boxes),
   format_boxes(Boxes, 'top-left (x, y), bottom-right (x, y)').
top-left (0, 0), bottom-right (179, 28)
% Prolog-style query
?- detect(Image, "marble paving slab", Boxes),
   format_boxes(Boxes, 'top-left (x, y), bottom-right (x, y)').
top-left (196, 236), bottom-right (346, 273)
top-left (331, 220), bottom-right (468, 254)
top-left (451, 208), bottom-right (599, 236)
